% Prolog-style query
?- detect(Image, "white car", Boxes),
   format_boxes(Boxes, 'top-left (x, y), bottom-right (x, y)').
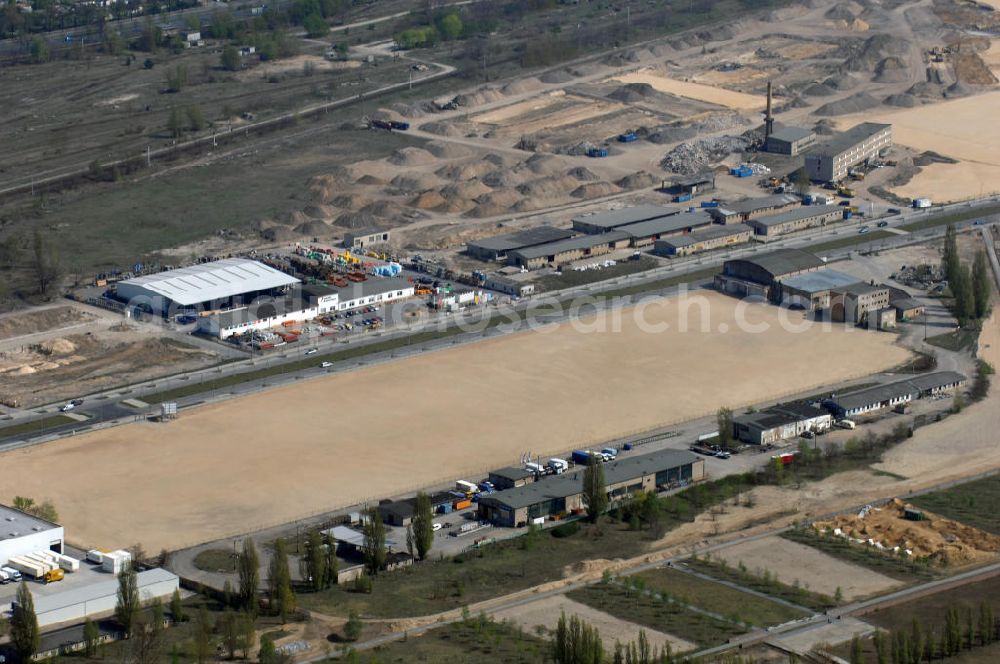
top-left (60, 403), bottom-right (75, 412)
top-left (432, 523), bottom-right (443, 532)
top-left (320, 361), bottom-right (333, 368)
top-left (305, 348), bottom-right (318, 355)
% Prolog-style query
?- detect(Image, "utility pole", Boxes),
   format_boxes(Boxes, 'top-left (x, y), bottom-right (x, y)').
top-left (146, 145), bottom-right (151, 167)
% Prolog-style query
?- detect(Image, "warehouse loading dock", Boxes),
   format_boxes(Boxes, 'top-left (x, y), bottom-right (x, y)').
top-left (477, 449), bottom-right (704, 527)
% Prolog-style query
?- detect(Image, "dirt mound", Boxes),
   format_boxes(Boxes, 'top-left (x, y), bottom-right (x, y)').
top-left (419, 121), bottom-right (466, 137)
top-left (388, 102), bottom-right (425, 119)
top-left (410, 190), bottom-right (448, 210)
top-left (824, 73), bottom-right (860, 90)
top-left (518, 175), bottom-right (581, 198)
top-left (440, 180), bottom-right (492, 201)
top-left (424, 141), bottom-right (474, 159)
top-left (845, 33), bottom-right (911, 73)
top-left (261, 226), bottom-right (296, 242)
top-left (483, 152), bottom-right (515, 168)
top-left (814, 92), bottom-right (881, 116)
top-left (355, 174), bottom-right (384, 186)
top-left (454, 87), bottom-right (505, 108)
top-left (803, 82), bottom-right (838, 97)
top-left (284, 209), bottom-right (311, 226)
top-left (607, 83), bottom-right (669, 104)
top-left (302, 204), bottom-right (336, 219)
top-left (616, 171), bottom-right (659, 190)
top-left (388, 147), bottom-right (437, 167)
top-left (465, 192), bottom-right (523, 218)
top-left (500, 78), bottom-right (543, 96)
top-left (360, 200), bottom-right (409, 218)
top-left (330, 193), bottom-right (372, 210)
top-left (944, 81), bottom-right (974, 98)
top-left (571, 182), bottom-right (621, 199)
top-left (519, 153), bottom-right (565, 176)
top-left (825, 3), bottom-right (857, 21)
top-left (436, 161), bottom-right (494, 181)
top-left (660, 135), bottom-right (751, 174)
top-left (874, 57), bottom-right (910, 83)
top-left (390, 172), bottom-right (442, 192)
top-left (334, 211), bottom-right (379, 229)
top-left (813, 499), bottom-right (1000, 567)
top-left (294, 220), bottom-right (330, 236)
top-left (540, 69), bottom-right (575, 84)
top-left (567, 166), bottom-right (600, 181)
top-left (41, 338), bottom-right (77, 355)
top-left (645, 124), bottom-right (699, 144)
top-left (905, 81), bottom-right (944, 98)
top-left (482, 169), bottom-right (519, 189)
top-left (884, 93), bottom-right (919, 107)
top-left (307, 174), bottom-right (349, 202)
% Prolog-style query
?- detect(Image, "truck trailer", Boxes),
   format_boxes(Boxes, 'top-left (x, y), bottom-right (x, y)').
top-left (7, 557), bottom-right (45, 579)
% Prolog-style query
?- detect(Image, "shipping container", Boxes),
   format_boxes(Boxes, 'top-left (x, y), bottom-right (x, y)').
top-left (87, 549), bottom-right (105, 564)
top-left (618, 132), bottom-right (637, 143)
top-left (453, 499), bottom-right (472, 510)
top-left (571, 450), bottom-right (596, 465)
top-left (700, 201), bottom-right (719, 208)
top-left (673, 193), bottom-right (692, 203)
top-left (587, 147), bottom-right (609, 158)
top-left (8, 557), bottom-right (45, 579)
top-left (55, 554), bottom-right (80, 572)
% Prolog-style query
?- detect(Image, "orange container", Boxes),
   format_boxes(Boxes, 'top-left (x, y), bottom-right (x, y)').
top-left (453, 499), bottom-right (472, 510)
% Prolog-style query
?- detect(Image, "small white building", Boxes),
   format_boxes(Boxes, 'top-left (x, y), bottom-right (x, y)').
top-left (0, 505), bottom-right (64, 567)
top-left (334, 277), bottom-right (414, 311)
top-left (197, 297), bottom-right (320, 340)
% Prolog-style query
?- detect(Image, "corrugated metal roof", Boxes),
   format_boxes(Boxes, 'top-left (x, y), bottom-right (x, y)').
top-left (480, 449), bottom-right (699, 510)
top-left (727, 248), bottom-right (825, 278)
top-left (119, 259), bottom-right (300, 307)
top-left (752, 204), bottom-right (841, 227)
top-left (510, 231), bottom-right (630, 260)
top-left (717, 194), bottom-right (800, 215)
top-left (768, 127), bottom-right (815, 143)
top-left (29, 568), bottom-right (178, 614)
top-left (322, 525), bottom-right (398, 549)
top-left (334, 276), bottom-right (412, 301)
top-left (617, 211), bottom-right (713, 239)
top-left (781, 269), bottom-right (861, 294)
top-left (812, 122), bottom-right (891, 158)
top-left (828, 372), bottom-right (966, 411)
top-left (656, 223), bottom-right (752, 248)
top-left (467, 226), bottom-right (575, 252)
top-left (572, 205), bottom-right (679, 229)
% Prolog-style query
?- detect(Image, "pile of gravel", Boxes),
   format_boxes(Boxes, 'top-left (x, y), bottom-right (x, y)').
top-left (884, 92), bottom-right (919, 107)
top-left (814, 92), bottom-right (881, 116)
top-left (660, 135), bottom-right (751, 175)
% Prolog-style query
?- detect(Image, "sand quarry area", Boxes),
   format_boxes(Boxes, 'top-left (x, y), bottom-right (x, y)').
top-left (609, 70), bottom-right (765, 111)
top-left (843, 90), bottom-right (1000, 202)
top-left (493, 595), bottom-right (695, 654)
top-left (708, 536), bottom-right (902, 601)
top-left (0, 292), bottom-right (912, 551)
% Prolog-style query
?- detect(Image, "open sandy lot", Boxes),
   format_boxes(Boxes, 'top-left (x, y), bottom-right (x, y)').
top-left (472, 93), bottom-right (627, 134)
top-left (609, 70), bottom-right (764, 110)
top-left (493, 595), bottom-right (695, 654)
top-left (709, 536), bottom-right (902, 600)
top-left (0, 292), bottom-right (911, 551)
top-left (841, 92), bottom-right (1000, 202)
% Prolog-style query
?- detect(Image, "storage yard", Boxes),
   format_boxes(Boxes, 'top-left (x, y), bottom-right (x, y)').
top-left (0, 292), bottom-right (911, 551)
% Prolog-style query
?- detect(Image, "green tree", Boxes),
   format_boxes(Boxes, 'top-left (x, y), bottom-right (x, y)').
top-left (258, 633), bottom-right (277, 664)
top-left (268, 538), bottom-right (295, 622)
top-left (953, 264), bottom-right (975, 322)
top-left (873, 629), bottom-right (888, 664)
top-left (220, 44), bottom-right (240, 71)
top-left (305, 530), bottom-right (327, 592)
top-left (717, 406), bottom-right (734, 450)
top-left (794, 167), bottom-right (810, 196)
top-left (218, 609), bottom-right (240, 659)
top-left (582, 460), bottom-right (608, 523)
top-left (972, 251), bottom-right (992, 319)
top-left (943, 224), bottom-right (960, 285)
top-left (11, 581), bottom-right (40, 661)
top-left (344, 610), bottom-right (363, 642)
top-left (168, 107), bottom-right (183, 139)
top-left (29, 231), bottom-right (62, 298)
top-left (11, 496), bottom-right (58, 522)
top-left (187, 105), bottom-right (206, 132)
top-left (323, 532), bottom-right (338, 587)
top-left (115, 562), bottom-right (141, 637)
top-left (240, 611), bottom-right (256, 659)
top-left (29, 36), bottom-right (49, 63)
top-left (412, 491), bottom-right (434, 560)
top-left (238, 537), bottom-right (260, 615)
top-left (850, 635), bottom-right (863, 664)
top-left (552, 612), bottom-right (603, 664)
top-left (193, 606), bottom-right (213, 664)
top-left (437, 13), bottom-right (462, 40)
top-left (223, 579), bottom-right (234, 608)
top-left (170, 588), bottom-right (186, 622)
top-left (83, 617), bottom-right (100, 656)
top-left (362, 506), bottom-right (386, 575)
top-left (144, 58), bottom-right (155, 69)
top-left (303, 12), bottom-right (328, 37)
top-left (165, 64), bottom-right (188, 93)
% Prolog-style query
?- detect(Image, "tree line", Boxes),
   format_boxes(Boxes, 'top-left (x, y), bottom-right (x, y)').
top-left (942, 224), bottom-right (992, 325)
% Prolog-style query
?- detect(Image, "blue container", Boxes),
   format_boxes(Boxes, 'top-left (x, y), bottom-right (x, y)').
top-left (803, 195), bottom-right (814, 205)
top-left (571, 450), bottom-right (593, 465)
top-left (389, 121), bottom-right (410, 130)
top-left (843, 210), bottom-right (853, 219)
top-left (438, 503), bottom-right (452, 514)
top-left (623, 443), bottom-right (633, 451)
top-left (587, 148), bottom-right (609, 158)
top-left (673, 193), bottom-right (692, 203)
top-left (700, 201), bottom-right (719, 208)
top-left (618, 132), bottom-right (638, 143)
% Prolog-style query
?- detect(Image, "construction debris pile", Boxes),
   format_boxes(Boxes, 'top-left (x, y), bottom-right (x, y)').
top-left (813, 499), bottom-right (1000, 567)
top-left (660, 135), bottom-right (751, 175)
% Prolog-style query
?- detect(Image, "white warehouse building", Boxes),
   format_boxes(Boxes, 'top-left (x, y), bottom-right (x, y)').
top-left (0, 505), bottom-right (64, 567)
top-left (115, 258), bottom-right (300, 317)
top-left (20, 568), bottom-right (180, 629)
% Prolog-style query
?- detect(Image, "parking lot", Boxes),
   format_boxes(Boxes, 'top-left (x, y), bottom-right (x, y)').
top-left (0, 547), bottom-right (120, 612)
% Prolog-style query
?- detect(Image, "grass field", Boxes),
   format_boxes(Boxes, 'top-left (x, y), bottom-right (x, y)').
top-left (192, 548), bottom-right (237, 573)
top-left (683, 556), bottom-right (836, 612)
top-left (567, 581), bottom-right (744, 648)
top-left (925, 329), bottom-right (981, 353)
top-left (780, 527), bottom-right (939, 583)
top-left (809, 231), bottom-right (895, 254)
top-left (535, 256), bottom-right (661, 292)
top-left (298, 521), bottom-right (653, 619)
top-left (900, 206), bottom-right (1000, 232)
top-left (912, 473), bottom-right (1000, 535)
top-left (633, 567), bottom-right (810, 627)
top-left (0, 414), bottom-right (75, 438)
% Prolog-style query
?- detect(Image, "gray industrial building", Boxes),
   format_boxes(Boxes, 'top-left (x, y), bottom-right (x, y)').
top-left (764, 126), bottom-right (816, 156)
top-left (616, 210), bottom-right (715, 247)
top-left (477, 449), bottom-right (704, 527)
top-left (822, 371), bottom-right (967, 418)
top-left (733, 403), bottom-right (832, 445)
top-left (832, 282), bottom-right (891, 326)
top-left (571, 205), bottom-right (679, 234)
top-left (466, 226), bottom-right (576, 262)
top-left (653, 223), bottom-right (754, 257)
top-left (714, 249), bottom-right (826, 299)
top-left (780, 269), bottom-right (862, 310)
top-left (747, 205), bottom-right (843, 239)
top-left (343, 227), bottom-right (391, 250)
top-left (708, 194), bottom-right (801, 224)
top-left (507, 232), bottom-right (630, 269)
top-left (0, 505), bottom-right (64, 567)
top-left (804, 122), bottom-right (892, 182)
top-left (488, 466), bottom-right (537, 490)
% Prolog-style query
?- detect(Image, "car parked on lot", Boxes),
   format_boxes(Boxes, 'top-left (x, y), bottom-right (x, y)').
top-left (877, 221), bottom-right (889, 228)
top-left (305, 348), bottom-right (317, 355)
top-left (320, 361), bottom-right (333, 368)
top-left (858, 226), bottom-right (870, 234)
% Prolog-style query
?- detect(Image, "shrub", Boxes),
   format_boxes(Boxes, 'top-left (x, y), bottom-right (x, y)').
top-left (550, 521), bottom-right (580, 538)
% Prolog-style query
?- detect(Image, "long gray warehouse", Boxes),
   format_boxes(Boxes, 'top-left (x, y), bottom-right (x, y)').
top-left (714, 248), bottom-right (826, 299)
top-left (507, 231), bottom-right (630, 269)
top-left (466, 226), bottom-right (576, 261)
top-left (804, 122), bottom-right (892, 182)
top-left (572, 205), bottom-right (679, 234)
top-left (747, 205), bottom-right (844, 239)
top-left (822, 371), bottom-right (966, 418)
top-left (477, 449), bottom-right (704, 527)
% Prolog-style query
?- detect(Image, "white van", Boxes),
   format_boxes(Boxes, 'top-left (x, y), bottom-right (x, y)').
top-left (836, 419), bottom-right (856, 430)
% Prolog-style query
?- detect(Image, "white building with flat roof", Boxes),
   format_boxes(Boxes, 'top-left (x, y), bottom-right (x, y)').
top-left (0, 505), bottom-right (64, 567)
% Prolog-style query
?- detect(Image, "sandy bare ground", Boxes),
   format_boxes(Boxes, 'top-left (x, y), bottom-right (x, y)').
top-left (0, 293), bottom-right (910, 551)
top-left (841, 92), bottom-right (1000, 202)
top-left (609, 70), bottom-right (765, 111)
top-left (708, 536), bottom-right (902, 601)
top-left (472, 93), bottom-right (627, 134)
top-left (493, 595), bottom-right (696, 654)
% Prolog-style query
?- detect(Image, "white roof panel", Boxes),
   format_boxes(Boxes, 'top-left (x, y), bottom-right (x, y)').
top-left (121, 259), bottom-right (300, 306)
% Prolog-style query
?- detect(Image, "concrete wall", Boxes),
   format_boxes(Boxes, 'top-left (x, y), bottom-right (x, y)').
top-left (0, 527), bottom-right (64, 567)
